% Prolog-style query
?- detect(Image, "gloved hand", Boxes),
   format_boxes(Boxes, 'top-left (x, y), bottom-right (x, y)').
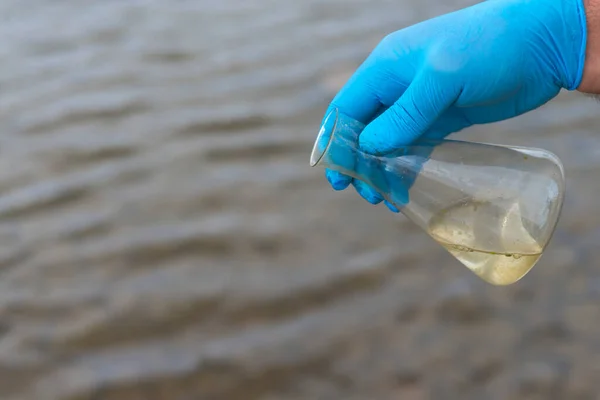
top-left (321, 0), bottom-right (587, 212)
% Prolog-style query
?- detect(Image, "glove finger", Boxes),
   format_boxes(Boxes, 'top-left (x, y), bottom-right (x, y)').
top-left (384, 200), bottom-right (400, 213)
top-left (353, 179), bottom-right (384, 205)
top-left (358, 70), bottom-right (460, 156)
top-left (325, 169), bottom-right (352, 190)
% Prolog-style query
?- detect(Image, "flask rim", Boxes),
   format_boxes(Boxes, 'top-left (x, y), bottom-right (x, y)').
top-left (310, 108), bottom-right (338, 167)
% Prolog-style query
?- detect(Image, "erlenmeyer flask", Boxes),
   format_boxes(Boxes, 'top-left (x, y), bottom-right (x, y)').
top-left (310, 108), bottom-right (565, 285)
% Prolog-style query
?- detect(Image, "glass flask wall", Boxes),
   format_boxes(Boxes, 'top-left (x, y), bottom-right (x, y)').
top-left (310, 109), bottom-right (566, 285)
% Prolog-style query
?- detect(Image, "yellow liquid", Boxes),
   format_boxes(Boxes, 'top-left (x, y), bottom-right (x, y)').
top-left (427, 200), bottom-right (543, 285)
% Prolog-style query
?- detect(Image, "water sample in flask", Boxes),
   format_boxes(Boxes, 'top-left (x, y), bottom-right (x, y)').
top-left (310, 108), bottom-right (565, 285)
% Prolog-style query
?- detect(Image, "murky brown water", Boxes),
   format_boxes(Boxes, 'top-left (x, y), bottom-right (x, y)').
top-left (2, 1), bottom-right (600, 399)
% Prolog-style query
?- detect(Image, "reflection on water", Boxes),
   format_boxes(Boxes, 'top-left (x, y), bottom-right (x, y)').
top-left (1, 0), bottom-right (600, 399)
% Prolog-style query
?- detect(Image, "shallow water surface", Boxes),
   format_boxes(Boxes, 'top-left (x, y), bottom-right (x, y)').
top-left (1, 1), bottom-right (600, 399)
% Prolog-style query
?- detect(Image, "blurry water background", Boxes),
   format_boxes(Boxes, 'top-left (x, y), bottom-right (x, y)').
top-left (1, 0), bottom-right (600, 399)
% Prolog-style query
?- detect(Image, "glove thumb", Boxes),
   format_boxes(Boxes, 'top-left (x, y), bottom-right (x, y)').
top-left (358, 71), bottom-right (459, 154)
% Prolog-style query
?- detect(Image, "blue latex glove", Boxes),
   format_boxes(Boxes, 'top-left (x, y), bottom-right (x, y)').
top-left (322, 0), bottom-right (587, 212)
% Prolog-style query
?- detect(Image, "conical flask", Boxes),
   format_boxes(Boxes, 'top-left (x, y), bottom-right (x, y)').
top-left (310, 108), bottom-right (565, 285)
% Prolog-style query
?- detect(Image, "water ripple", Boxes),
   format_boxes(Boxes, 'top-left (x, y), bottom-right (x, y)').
top-left (0, 0), bottom-right (600, 399)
